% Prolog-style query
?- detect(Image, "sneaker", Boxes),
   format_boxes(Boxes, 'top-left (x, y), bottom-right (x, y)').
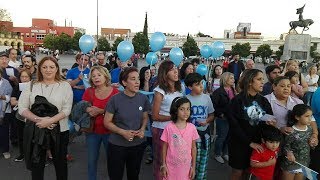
top-left (215, 156), bottom-right (225, 164)
top-left (66, 154), bottom-right (74, 162)
top-left (14, 155), bottom-right (24, 162)
top-left (145, 157), bottom-right (153, 164)
top-left (223, 155), bottom-right (229, 161)
top-left (3, 152), bottom-right (11, 159)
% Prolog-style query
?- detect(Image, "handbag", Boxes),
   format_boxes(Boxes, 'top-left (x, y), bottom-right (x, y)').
top-left (80, 88), bottom-right (95, 133)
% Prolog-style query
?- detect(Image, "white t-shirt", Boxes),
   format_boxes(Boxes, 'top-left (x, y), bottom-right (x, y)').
top-left (186, 94), bottom-right (214, 131)
top-left (211, 78), bottom-right (220, 92)
top-left (152, 86), bottom-right (183, 129)
top-left (8, 60), bottom-right (21, 69)
top-left (305, 74), bottom-right (319, 92)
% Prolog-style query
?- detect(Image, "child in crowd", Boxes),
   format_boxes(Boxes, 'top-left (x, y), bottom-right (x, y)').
top-left (160, 97), bottom-right (199, 180)
top-left (285, 71), bottom-right (304, 99)
top-left (281, 104), bottom-right (313, 180)
top-left (249, 125), bottom-right (281, 180)
top-left (185, 73), bottom-right (215, 179)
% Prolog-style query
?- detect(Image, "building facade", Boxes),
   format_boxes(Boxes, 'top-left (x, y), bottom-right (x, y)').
top-left (11, 18), bottom-right (85, 50)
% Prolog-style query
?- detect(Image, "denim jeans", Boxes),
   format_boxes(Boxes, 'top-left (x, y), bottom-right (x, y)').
top-left (214, 118), bottom-right (229, 156)
top-left (86, 133), bottom-right (109, 180)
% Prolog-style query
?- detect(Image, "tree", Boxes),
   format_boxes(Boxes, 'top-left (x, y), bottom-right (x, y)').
top-left (256, 44), bottom-right (273, 61)
top-left (56, 33), bottom-right (72, 51)
top-left (97, 37), bottom-right (111, 51)
top-left (71, 31), bottom-right (83, 50)
top-left (231, 42), bottom-right (251, 57)
top-left (275, 45), bottom-right (284, 59)
top-left (197, 32), bottom-right (211, 38)
top-left (143, 12), bottom-right (148, 37)
top-left (112, 37), bottom-right (124, 51)
top-left (182, 36), bottom-right (199, 57)
top-left (0, 9), bottom-right (12, 21)
top-left (43, 34), bottom-right (58, 50)
top-left (132, 32), bottom-right (149, 55)
top-left (310, 44), bottom-right (320, 61)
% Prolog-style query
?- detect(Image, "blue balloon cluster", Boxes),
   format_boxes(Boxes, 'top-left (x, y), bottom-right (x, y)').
top-left (150, 32), bottom-right (166, 52)
top-left (169, 47), bottom-right (184, 66)
top-left (211, 41), bottom-right (225, 58)
top-left (196, 64), bottom-right (208, 76)
top-left (79, 35), bottom-right (95, 54)
top-left (146, 52), bottom-right (158, 65)
top-left (200, 45), bottom-right (212, 59)
top-left (117, 41), bottom-right (134, 62)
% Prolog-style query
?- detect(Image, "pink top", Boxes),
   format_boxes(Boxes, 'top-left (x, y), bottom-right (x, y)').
top-left (161, 122), bottom-right (199, 180)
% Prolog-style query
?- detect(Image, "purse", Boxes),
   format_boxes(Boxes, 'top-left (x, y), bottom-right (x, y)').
top-left (80, 88), bottom-right (95, 133)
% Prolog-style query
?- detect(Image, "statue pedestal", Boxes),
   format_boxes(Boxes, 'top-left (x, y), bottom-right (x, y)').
top-left (281, 34), bottom-right (311, 62)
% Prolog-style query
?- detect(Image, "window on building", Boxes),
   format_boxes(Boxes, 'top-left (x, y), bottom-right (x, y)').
top-left (31, 33), bottom-right (35, 38)
top-left (36, 34), bottom-right (45, 40)
top-left (26, 33), bottom-right (29, 38)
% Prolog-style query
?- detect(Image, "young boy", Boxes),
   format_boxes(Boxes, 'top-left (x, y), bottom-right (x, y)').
top-left (249, 125), bottom-right (282, 180)
top-left (185, 73), bottom-right (215, 180)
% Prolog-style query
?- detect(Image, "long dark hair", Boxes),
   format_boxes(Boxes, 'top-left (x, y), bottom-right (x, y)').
top-left (156, 60), bottom-right (181, 93)
top-left (170, 97), bottom-right (191, 123)
top-left (239, 69), bottom-right (263, 95)
top-left (287, 104), bottom-right (312, 127)
top-left (139, 66), bottom-right (149, 90)
top-left (211, 64), bottom-right (223, 79)
top-left (180, 62), bottom-right (192, 80)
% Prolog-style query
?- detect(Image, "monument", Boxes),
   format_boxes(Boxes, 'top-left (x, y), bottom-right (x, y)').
top-left (282, 4), bottom-right (314, 62)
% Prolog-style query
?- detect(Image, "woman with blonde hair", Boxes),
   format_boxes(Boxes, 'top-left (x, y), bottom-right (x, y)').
top-left (304, 65), bottom-right (319, 105)
top-left (282, 59), bottom-right (308, 90)
top-left (82, 66), bottom-right (119, 180)
top-left (19, 56), bottom-right (73, 180)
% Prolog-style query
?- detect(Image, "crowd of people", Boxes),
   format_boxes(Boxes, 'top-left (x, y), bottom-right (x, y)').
top-left (0, 47), bottom-right (320, 180)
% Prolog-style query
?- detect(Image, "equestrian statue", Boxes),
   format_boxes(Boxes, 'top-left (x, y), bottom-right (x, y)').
top-left (289, 4), bottom-right (314, 34)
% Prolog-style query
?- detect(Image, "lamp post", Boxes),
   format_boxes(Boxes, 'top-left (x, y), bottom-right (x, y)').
top-left (96, 0), bottom-right (99, 52)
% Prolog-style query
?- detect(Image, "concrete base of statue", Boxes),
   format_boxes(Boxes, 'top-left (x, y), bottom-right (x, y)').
top-left (281, 34), bottom-right (311, 62)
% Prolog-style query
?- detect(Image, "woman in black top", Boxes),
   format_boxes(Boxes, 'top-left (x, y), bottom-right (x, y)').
top-left (227, 69), bottom-right (274, 180)
top-left (11, 70), bottom-right (32, 162)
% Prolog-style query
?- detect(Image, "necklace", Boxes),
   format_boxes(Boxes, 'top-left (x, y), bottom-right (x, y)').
top-left (41, 83), bottom-right (55, 97)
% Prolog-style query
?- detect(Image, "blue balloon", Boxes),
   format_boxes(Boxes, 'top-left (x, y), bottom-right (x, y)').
top-left (68, 120), bottom-right (75, 133)
top-left (211, 41), bottom-right (225, 58)
top-left (200, 45), bottom-right (212, 59)
top-left (169, 47), bottom-right (184, 66)
top-left (146, 52), bottom-right (158, 65)
top-left (79, 35), bottom-right (95, 54)
top-left (202, 80), bottom-right (207, 90)
top-left (150, 32), bottom-right (166, 52)
top-left (117, 41), bottom-right (134, 62)
top-left (196, 64), bottom-right (208, 76)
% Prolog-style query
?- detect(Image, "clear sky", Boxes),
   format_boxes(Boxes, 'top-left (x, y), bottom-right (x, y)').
top-left (2, 0), bottom-right (320, 39)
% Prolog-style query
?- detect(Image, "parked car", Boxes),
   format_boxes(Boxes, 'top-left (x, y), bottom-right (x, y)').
top-left (65, 49), bottom-right (78, 55)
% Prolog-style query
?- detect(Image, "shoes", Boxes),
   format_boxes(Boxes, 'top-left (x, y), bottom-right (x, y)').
top-left (145, 157), bottom-right (153, 164)
top-left (215, 156), bottom-right (225, 164)
top-left (66, 154), bottom-right (74, 162)
top-left (223, 155), bottom-right (229, 161)
top-left (3, 152), bottom-right (11, 159)
top-left (14, 155), bottom-right (24, 162)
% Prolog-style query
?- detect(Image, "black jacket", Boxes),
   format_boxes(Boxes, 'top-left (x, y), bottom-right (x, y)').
top-left (24, 95), bottom-right (59, 170)
top-left (210, 87), bottom-right (235, 118)
top-left (227, 60), bottom-right (245, 80)
top-left (226, 92), bottom-right (273, 145)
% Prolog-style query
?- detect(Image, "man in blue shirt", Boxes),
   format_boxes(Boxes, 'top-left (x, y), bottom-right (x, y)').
top-left (67, 54), bottom-right (90, 104)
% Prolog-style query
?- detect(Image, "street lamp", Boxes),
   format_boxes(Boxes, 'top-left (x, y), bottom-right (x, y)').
top-left (96, 0), bottom-right (99, 52)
